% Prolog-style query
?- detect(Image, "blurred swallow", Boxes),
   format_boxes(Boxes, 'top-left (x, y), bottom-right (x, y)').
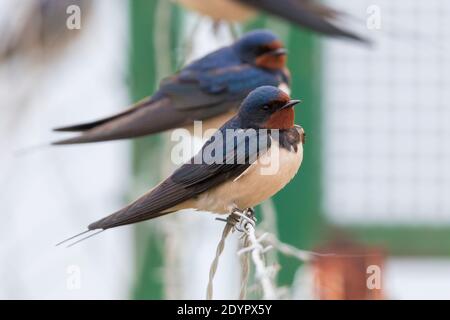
top-left (52, 30), bottom-right (290, 145)
top-left (178, 0), bottom-right (367, 43)
top-left (0, 0), bottom-right (92, 61)
top-left (58, 86), bottom-right (305, 246)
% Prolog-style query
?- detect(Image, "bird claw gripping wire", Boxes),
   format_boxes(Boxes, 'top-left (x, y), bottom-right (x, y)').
top-left (232, 208), bottom-right (257, 233)
top-left (214, 207), bottom-right (256, 233)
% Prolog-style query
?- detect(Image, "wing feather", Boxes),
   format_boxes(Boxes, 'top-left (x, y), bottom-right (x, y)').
top-left (238, 0), bottom-right (368, 43)
top-left (88, 129), bottom-right (271, 229)
top-left (160, 65), bottom-right (285, 110)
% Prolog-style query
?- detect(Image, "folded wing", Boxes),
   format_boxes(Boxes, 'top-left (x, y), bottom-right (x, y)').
top-left (88, 128), bottom-right (271, 229)
top-left (52, 65), bottom-right (284, 144)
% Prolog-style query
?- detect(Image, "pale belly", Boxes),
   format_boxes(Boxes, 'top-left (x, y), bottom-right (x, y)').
top-left (194, 139), bottom-right (303, 214)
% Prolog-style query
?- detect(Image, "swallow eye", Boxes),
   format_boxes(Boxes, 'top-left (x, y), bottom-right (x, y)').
top-left (256, 45), bottom-right (272, 56)
top-left (262, 105), bottom-right (270, 111)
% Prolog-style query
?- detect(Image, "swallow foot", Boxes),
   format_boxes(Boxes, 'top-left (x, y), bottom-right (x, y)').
top-left (229, 208), bottom-right (257, 234)
top-left (215, 208), bottom-right (257, 233)
top-left (245, 207), bottom-right (256, 221)
top-left (243, 207), bottom-right (257, 226)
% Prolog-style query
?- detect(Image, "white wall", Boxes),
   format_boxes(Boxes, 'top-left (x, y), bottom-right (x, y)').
top-left (0, 0), bottom-right (132, 299)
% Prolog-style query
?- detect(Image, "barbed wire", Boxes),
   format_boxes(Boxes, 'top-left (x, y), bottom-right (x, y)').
top-left (239, 235), bottom-right (251, 300)
top-left (234, 209), bottom-right (277, 299)
top-left (206, 207), bottom-right (382, 300)
top-left (207, 208), bottom-right (278, 300)
top-left (207, 208), bottom-right (348, 300)
top-left (206, 211), bottom-right (240, 300)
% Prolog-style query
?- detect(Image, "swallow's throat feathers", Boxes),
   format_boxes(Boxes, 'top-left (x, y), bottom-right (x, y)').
top-left (255, 53), bottom-right (286, 70)
top-left (254, 40), bottom-right (287, 70)
top-left (264, 106), bottom-right (295, 130)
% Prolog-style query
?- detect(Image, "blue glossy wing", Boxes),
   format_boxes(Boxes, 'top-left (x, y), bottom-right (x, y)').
top-left (160, 65), bottom-right (285, 110)
top-left (88, 128), bottom-right (272, 229)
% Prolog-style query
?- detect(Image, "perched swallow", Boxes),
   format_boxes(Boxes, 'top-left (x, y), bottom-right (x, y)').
top-left (177, 0), bottom-right (367, 43)
top-left (59, 86), bottom-right (305, 245)
top-left (52, 30), bottom-right (290, 145)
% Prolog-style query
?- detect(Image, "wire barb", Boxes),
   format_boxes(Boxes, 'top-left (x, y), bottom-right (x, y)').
top-left (238, 209), bottom-right (277, 300)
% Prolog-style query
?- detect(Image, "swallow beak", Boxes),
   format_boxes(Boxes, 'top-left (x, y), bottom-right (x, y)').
top-left (268, 47), bottom-right (288, 56)
top-left (281, 99), bottom-right (301, 109)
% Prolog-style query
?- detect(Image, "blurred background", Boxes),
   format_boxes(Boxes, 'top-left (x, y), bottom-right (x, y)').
top-left (0, 0), bottom-right (449, 299)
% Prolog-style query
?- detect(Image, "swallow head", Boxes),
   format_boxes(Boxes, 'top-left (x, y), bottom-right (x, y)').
top-left (239, 86), bottom-right (301, 130)
top-left (234, 30), bottom-right (287, 70)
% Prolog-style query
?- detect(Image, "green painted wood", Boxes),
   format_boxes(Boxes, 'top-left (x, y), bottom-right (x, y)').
top-left (130, 0), bottom-right (184, 299)
top-left (132, 229), bottom-right (164, 299)
top-left (129, 0), bottom-right (161, 179)
top-left (129, 0), bottom-right (163, 300)
top-left (273, 28), bottom-right (324, 286)
top-left (342, 225), bottom-right (450, 256)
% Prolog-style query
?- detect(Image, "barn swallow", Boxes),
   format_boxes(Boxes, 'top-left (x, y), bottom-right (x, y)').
top-left (52, 30), bottom-right (290, 145)
top-left (177, 0), bottom-right (367, 43)
top-left (58, 86), bottom-right (305, 246)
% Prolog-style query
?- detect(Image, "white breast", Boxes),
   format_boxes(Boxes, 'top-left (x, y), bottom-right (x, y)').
top-left (196, 134), bottom-right (303, 214)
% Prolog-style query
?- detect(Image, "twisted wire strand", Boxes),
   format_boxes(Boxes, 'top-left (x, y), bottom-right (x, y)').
top-left (239, 235), bottom-right (251, 300)
top-left (206, 211), bottom-right (240, 300)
